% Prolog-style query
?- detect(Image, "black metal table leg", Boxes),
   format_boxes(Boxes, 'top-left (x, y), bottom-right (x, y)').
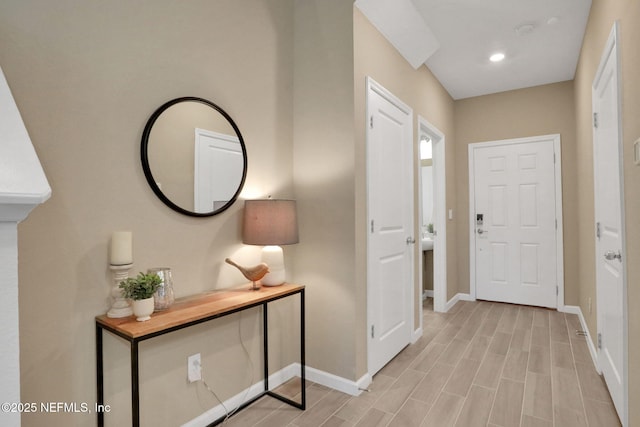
top-left (263, 302), bottom-right (269, 392)
top-left (96, 324), bottom-right (104, 427)
top-left (264, 289), bottom-right (305, 410)
top-left (300, 289), bottom-right (306, 409)
top-left (132, 340), bottom-right (140, 427)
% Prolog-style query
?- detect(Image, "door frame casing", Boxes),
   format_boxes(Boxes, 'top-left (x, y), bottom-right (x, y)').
top-left (365, 76), bottom-right (415, 375)
top-left (417, 117), bottom-right (447, 314)
top-left (468, 134), bottom-right (565, 309)
top-left (592, 21), bottom-right (628, 426)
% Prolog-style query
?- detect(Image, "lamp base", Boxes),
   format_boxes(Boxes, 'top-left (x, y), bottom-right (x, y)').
top-left (261, 268), bottom-right (286, 286)
top-left (261, 245), bottom-right (285, 286)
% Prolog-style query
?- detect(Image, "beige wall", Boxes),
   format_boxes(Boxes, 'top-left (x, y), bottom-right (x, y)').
top-left (1, 1), bottom-right (296, 425)
top-left (290, 5), bottom-right (458, 384)
top-left (454, 82), bottom-right (578, 305)
top-left (292, 0), bottom-right (358, 380)
top-left (353, 8), bottom-right (458, 347)
top-left (573, 0), bottom-right (640, 424)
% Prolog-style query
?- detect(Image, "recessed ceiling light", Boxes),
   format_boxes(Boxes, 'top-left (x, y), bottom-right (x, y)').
top-left (489, 53), bottom-right (505, 62)
top-left (515, 23), bottom-right (535, 36)
top-left (547, 16), bottom-right (559, 25)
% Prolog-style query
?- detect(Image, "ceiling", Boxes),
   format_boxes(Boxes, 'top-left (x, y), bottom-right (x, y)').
top-left (355, 0), bottom-right (592, 100)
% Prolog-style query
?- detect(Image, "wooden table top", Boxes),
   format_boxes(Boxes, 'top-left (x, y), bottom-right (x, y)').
top-left (96, 283), bottom-right (304, 339)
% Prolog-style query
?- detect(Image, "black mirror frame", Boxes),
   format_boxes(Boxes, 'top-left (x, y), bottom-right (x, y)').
top-left (140, 97), bottom-right (248, 217)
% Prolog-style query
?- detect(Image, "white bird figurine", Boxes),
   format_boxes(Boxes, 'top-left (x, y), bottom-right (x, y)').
top-left (225, 258), bottom-right (270, 291)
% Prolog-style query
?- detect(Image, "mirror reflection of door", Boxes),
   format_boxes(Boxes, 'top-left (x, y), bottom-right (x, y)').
top-left (194, 128), bottom-right (243, 212)
top-left (143, 97), bottom-right (247, 216)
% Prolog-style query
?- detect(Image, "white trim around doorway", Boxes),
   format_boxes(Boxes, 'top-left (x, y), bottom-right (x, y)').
top-left (417, 117), bottom-right (447, 314)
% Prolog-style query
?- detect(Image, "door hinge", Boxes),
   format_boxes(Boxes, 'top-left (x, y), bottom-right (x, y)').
top-left (371, 219), bottom-right (374, 233)
top-left (371, 325), bottom-right (375, 338)
top-left (553, 152), bottom-right (556, 164)
top-left (556, 286), bottom-right (559, 296)
top-left (370, 116), bottom-right (374, 129)
top-left (555, 219), bottom-right (557, 230)
top-left (596, 222), bottom-right (601, 239)
top-left (593, 112), bottom-right (599, 129)
top-left (597, 332), bottom-right (602, 349)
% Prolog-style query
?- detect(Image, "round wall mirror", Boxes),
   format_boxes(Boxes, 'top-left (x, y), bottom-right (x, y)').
top-left (141, 97), bottom-right (247, 217)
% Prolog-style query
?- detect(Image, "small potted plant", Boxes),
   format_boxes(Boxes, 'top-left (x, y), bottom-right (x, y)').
top-left (427, 223), bottom-right (434, 236)
top-left (119, 272), bottom-right (162, 321)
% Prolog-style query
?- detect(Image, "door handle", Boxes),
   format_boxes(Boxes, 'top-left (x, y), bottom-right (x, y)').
top-left (406, 237), bottom-right (415, 245)
top-left (477, 228), bottom-right (488, 235)
top-left (604, 250), bottom-right (622, 262)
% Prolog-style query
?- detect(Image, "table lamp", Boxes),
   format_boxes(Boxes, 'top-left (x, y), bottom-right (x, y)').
top-left (242, 199), bottom-right (299, 286)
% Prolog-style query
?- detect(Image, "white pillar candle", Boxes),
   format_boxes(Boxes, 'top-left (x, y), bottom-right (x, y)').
top-left (110, 231), bottom-right (133, 265)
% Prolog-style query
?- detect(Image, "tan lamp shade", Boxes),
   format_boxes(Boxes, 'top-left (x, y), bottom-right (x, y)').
top-left (242, 199), bottom-right (299, 246)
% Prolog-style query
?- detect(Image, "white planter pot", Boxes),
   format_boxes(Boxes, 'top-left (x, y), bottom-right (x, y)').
top-left (132, 297), bottom-right (155, 321)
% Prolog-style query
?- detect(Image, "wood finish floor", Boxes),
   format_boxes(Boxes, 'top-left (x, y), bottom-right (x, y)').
top-left (221, 299), bottom-right (621, 427)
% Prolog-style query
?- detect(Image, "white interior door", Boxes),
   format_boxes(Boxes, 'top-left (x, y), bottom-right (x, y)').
top-left (470, 136), bottom-right (561, 308)
top-left (367, 78), bottom-right (414, 375)
top-left (194, 128), bottom-right (243, 212)
top-left (593, 23), bottom-right (627, 424)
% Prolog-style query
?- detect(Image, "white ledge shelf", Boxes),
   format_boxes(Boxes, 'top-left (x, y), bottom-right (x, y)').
top-left (0, 66), bottom-right (51, 222)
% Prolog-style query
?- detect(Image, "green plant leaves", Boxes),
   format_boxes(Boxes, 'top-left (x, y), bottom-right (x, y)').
top-left (119, 272), bottom-right (162, 300)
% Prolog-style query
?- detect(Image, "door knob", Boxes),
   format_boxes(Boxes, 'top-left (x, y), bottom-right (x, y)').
top-left (406, 237), bottom-right (415, 245)
top-left (477, 228), bottom-right (488, 235)
top-left (604, 250), bottom-right (622, 262)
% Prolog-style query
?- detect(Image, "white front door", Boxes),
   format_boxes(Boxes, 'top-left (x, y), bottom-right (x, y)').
top-left (367, 78), bottom-right (414, 375)
top-left (470, 136), bottom-right (561, 308)
top-left (593, 23), bottom-right (627, 424)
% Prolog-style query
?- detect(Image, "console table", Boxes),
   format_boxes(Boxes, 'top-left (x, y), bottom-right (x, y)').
top-left (95, 283), bottom-right (305, 427)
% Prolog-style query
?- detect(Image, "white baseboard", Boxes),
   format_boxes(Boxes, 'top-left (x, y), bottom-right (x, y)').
top-left (445, 293), bottom-right (473, 312)
top-left (560, 305), bottom-right (599, 372)
top-left (182, 364), bottom-right (369, 426)
top-left (182, 364), bottom-right (299, 427)
top-left (305, 365), bottom-right (371, 396)
top-left (422, 290), bottom-right (434, 300)
top-left (412, 326), bottom-right (423, 344)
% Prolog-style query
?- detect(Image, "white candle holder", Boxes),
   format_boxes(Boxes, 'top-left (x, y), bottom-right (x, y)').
top-left (107, 263), bottom-right (133, 318)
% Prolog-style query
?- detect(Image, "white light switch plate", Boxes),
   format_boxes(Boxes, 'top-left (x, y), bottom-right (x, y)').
top-left (188, 353), bottom-right (201, 383)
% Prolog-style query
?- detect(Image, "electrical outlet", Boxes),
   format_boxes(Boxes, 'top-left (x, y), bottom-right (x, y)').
top-left (188, 353), bottom-right (201, 383)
